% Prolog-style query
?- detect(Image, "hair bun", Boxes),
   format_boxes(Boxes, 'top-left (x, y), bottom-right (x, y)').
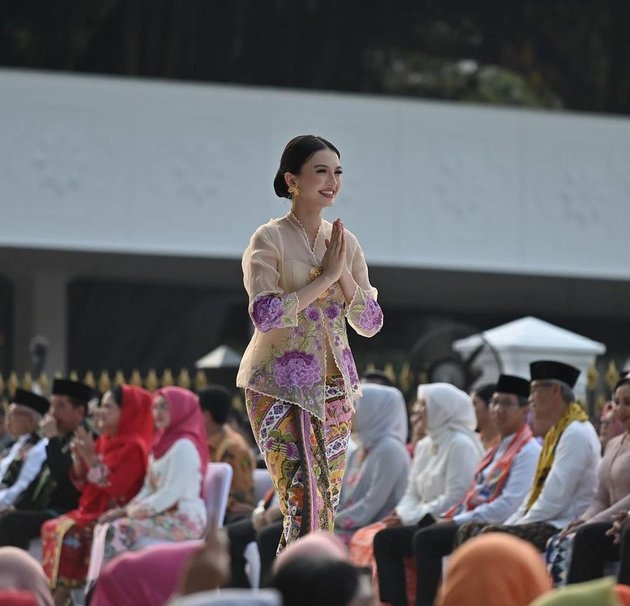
top-left (273, 170), bottom-right (289, 198)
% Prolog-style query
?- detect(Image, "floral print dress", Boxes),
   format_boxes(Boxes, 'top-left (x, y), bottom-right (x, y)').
top-left (237, 213), bottom-right (383, 549)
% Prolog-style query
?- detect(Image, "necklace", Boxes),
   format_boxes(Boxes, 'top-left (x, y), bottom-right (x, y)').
top-left (288, 211), bottom-right (322, 259)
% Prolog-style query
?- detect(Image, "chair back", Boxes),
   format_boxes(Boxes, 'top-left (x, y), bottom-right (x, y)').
top-left (203, 462), bottom-right (233, 527)
top-left (253, 467), bottom-right (274, 503)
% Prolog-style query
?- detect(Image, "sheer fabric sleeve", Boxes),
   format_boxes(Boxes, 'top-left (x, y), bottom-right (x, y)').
top-left (242, 225), bottom-right (299, 333)
top-left (344, 238), bottom-right (383, 337)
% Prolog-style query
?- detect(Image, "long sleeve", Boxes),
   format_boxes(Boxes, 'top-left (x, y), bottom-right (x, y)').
top-left (0, 439), bottom-right (47, 507)
top-left (512, 422), bottom-right (600, 527)
top-left (243, 226), bottom-right (299, 333)
top-left (335, 443), bottom-right (410, 531)
top-left (46, 436), bottom-right (73, 484)
top-left (345, 239), bottom-right (382, 338)
top-left (395, 438), bottom-right (431, 524)
top-left (581, 440), bottom-right (615, 520)
top-left (397, 435), bottom-right (481, 527)
top-left (90, 444), bottom-right (147, 498)
top-left (126, 440), bottom-right (201, 517)
top-left (453, 439), bottom-right (541, 525)
top-left (406, 437), bottom-right (481, 525)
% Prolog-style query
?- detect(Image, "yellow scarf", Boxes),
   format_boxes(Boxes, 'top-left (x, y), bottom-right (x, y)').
top-left (525, 402), bottom-right (589, 512)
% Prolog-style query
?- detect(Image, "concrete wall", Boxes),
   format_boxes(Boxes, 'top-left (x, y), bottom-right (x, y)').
top-left (1, 69), bottom-right (629, 280)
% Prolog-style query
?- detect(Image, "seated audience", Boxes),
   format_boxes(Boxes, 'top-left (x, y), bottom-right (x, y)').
top-left (470, 383), bottom-right (500, 450)
top-left (410, 374), bottom-right (541, 606)
top-left (549, 377), bottom-right (630, 585)
top-left (41, 385), bottom-right (153, 605)
top-left (335, 384), bottom-right (410, 544)
top-left (0, 390), bottom-right (49, 511)
top-left (435, 533), bottom-right (552, 606)
top-left (349, 383), bottom-right (483, 598)
top-left (0, 379), bottom-right (91, 549)
top-left (459, 361), bottom-right (600, 552)
top-left (96, 387), bottom-right (208, 563)
top-left (199, 385), bottom-right (256, 523)
top-left (0, 546), bottom-right (53, 606)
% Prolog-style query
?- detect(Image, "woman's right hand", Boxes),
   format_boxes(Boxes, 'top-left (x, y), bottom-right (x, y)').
top-left (321, 218), bottom-right (346, 284)
top-left (97, 507), bottom-right (126, 524)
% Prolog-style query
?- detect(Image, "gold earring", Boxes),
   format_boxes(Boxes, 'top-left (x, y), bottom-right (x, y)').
top-left (288, 184), bottom-right (299, 198)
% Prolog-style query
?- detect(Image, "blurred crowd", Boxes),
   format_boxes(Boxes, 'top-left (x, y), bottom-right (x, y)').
top-left (1, 362), bottom-right (630, 606)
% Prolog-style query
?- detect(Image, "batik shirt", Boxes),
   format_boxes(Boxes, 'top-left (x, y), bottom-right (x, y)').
top-left (237, 213), bottom-right (383, 420)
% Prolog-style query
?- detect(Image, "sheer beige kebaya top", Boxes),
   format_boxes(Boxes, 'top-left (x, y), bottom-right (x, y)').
top-left (237, 213), bottom-right (383, 420)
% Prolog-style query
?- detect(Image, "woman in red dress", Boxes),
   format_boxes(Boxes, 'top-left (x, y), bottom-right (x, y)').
top-left (41, 385), bottom-right (153, 606)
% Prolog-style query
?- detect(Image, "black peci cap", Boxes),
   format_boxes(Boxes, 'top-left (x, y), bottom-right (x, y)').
top-left (529, 360), bottom-right (580, 389)
top-left (496, 374), bottom-right (530, 399)
top-left (13, 388), bottom-right (50, 416)
top-left (52, 378), bottom-right (93, 403)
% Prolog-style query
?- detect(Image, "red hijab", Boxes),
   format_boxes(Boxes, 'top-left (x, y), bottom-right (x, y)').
top-left (152, 387), bottom-right (208, 471)
top-left (71, 385), bottom-right (154, 523)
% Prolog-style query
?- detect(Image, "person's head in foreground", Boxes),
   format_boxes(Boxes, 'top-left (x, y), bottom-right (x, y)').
top-left (435, 533), bottom-right (552, 606)
top-left (272, 532), bottom-right (376, 606)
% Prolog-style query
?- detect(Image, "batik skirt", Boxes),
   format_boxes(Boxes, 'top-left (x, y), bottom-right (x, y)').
top-left (246, 375), bottom-right (352, 551)
top-left (42, 515), bottom-right (96, 588)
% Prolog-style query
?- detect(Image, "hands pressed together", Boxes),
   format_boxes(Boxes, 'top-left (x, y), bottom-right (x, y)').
top-left (321, 218), bottom-right (347, 284)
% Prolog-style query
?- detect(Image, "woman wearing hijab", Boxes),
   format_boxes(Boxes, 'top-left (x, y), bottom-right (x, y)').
top-left (40, 385), bottom-right (153, 605)
top-left (436, 533), bottom-right (552, 606)
top-left (96, 386), bottom-right (208, 562)
top-left (350, 383), bottom-right (483, 604)
top-left (0, 546), bottom-right (53, 606)
top-left (334, 384), bottom-right (410, 544)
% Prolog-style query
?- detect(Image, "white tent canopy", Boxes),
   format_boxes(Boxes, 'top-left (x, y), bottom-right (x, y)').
top-left (195, 345), bottom-right (242, 369)
top-left (453, 316), bottom-right (606, 398)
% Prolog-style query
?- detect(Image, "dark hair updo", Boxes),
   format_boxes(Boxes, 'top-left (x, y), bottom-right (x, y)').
top-left (273, 135), bottom-right (340, 198)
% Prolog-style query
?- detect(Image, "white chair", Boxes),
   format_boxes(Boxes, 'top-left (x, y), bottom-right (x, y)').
top-left (245, 468), bottom-right (276, 589)
top-left (202, 461), bottom-right (234, 528)
top-left (253, 468), bottom-right (274, 503)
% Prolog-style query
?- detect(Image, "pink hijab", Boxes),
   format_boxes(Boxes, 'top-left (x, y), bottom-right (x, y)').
top-left (152, 387), bottom-right (208, 470)
top-left (0, 547), bottom-right (53, 606)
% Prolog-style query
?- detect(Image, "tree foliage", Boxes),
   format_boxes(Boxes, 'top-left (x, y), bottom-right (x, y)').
top-left (1, 0), bottom-right (628, 114)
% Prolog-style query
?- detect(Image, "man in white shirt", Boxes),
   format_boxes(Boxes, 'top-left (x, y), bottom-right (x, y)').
top-left (0, 389), bottom-right (49, 511)
top-left (376, 374), bottom-right (540, 606)
top-left (478, 362), bottom-right (601, 545)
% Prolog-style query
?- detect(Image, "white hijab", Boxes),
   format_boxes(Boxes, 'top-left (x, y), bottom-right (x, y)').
top-left (354, 384), bottom-right (408, 450)
top-left (419, 383), bottom-right (478, 445)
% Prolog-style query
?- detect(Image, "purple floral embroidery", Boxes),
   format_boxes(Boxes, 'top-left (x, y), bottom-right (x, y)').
top-left (358, 297), bottom-right (383, 331)
top-left (305, 306), bottom-right (320, 322)
top-left (341, 348), bottom-right (359, 385)
top-left (252, 295), bottom-right (285, 332)
top-left (325, 303), bottom-right (341, 320)
top-left (273, 350), bottom-right (321, 389)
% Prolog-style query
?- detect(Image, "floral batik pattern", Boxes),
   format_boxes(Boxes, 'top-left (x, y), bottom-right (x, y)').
top-left (244, 282), bottom-right (381, 420)
top-left (246, 376), bottom-right (352, 551)
top-left (42, 516), bottom-right (97, 588)
top-left (102, 511), bottom-right (205, 563)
